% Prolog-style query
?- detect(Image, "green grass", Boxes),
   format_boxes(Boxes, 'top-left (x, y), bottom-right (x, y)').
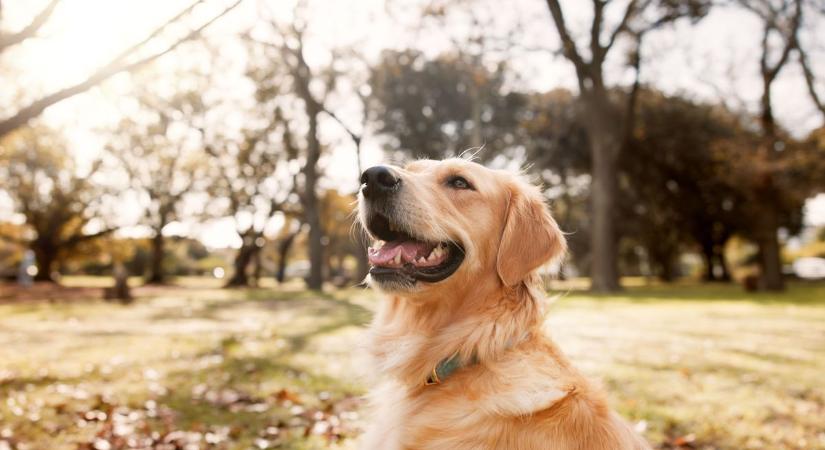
top-left (1, 278), bottom-right (824, 449)
top-left (549, 282), bottom-right (825, 449)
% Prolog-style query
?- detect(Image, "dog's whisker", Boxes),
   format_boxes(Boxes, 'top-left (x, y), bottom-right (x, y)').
top-left (459, 143), bottom-right (486, 162)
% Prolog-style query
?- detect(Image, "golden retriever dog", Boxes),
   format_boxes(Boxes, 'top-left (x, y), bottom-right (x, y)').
top-left (357, 158), bottom-right (651, 450)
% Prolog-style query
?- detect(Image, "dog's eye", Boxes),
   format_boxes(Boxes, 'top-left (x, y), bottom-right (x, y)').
top-left (446, 175), bottom-right (473, 190)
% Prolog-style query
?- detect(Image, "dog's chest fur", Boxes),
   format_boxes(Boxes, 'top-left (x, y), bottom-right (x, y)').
top-left (360, 338), bottom-right (587, 450)
top-left (360, 329), bottom-right (651, 450)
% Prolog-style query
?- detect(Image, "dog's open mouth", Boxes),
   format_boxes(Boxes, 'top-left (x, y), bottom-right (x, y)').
top-left (365, 213), bottom-right (464, 284)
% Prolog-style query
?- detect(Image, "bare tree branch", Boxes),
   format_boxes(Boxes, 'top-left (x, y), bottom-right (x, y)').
top-left (743, 0), bottom-right (801, 82)
top-left (545, 0), bottom-right (588, 76)
top-left (603, 0), bottom-right (639, 54)
top-left (101, 0), bottom-right (208, 75)
top-left (0, 0), bottom-right (242, 139)
top-left (323, 109), bottom-right (361, 147)
top-left (695, 57), bottom-right (749, 113)
top-left (0, 0), bottom-right (60, 53)
top-left (758, 19), bottom-right (772, 76)
top-left (623, 31), bottom-right (645, 143)
top-left (590, 0), bottom-right (607, 64)
top-left (798, 43), bottom-right (825, 117)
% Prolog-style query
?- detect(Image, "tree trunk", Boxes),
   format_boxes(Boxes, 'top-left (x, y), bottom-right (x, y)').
top-left (327, 255), bottom-right (337, 280)
top-left (252, 242), bottom-right (262, 287)
top-left (755, 90), bottom-right (784, 291)
top-left (753, 37), bottom-right (788, 291)
top-left (701, 239), bottom-right (716, 282)
top-left (755, 206), bottom-right (784, 290)
top-left (305, 209), bottom-right (323, 290)
top-left (657, 257), bottom-right (675, 283)
top-left (146, 226), bottom-right (166, 284)
top-left (276, 231), bottom-right (298, 284)
top-left (226, 241), bottom-right (256, 287)
top-left (648, 244), bottom-right (676, 283)
top-left (586, 100), bottom-right (621, 292)
top-left (104, 262), bottom-right (132, 304)
top-left (32, 242), bottom-right (57, 282)
top-left (304, 106), bottom-right (324, 291)
top-left (717, 249), bottom-right (732, 282)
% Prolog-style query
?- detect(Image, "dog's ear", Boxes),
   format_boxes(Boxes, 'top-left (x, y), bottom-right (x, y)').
top-left (496, 181), bottom-right (566, 287)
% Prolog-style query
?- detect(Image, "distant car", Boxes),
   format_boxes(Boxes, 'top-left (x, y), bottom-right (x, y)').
top-left (793, 257), bottom-right (825, 280)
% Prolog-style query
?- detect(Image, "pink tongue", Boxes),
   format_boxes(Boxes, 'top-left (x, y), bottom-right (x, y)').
top-left (368, 241), bottom-right (436, 267)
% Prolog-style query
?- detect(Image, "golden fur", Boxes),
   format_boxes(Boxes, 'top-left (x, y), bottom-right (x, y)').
top-left (358, 159), bottom-right (651, 450)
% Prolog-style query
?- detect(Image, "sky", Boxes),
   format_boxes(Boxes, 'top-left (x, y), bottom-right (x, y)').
top-left (1, 0), bottom-right (824, 248)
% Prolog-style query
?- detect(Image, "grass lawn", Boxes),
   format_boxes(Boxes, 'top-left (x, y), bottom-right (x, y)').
top-left (1, 278), bottom-right (824, 449)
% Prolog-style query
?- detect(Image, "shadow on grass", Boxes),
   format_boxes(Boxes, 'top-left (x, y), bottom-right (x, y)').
top-left (555, 280), bottom-right (825, 305)
top-left (0, 374), bottom-right (68, 395)
top-left (147, 287), bottom-right (373, 328)
top-left (156, 344), bottom-right (366, 449)
top-left (241, 288), bottom-right (338, 302)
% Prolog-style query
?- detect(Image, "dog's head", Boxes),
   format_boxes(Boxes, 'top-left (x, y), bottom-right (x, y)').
top-left (358, 158), bottom-right (565, 296)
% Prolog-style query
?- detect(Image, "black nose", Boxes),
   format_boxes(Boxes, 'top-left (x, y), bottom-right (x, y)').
top-left (360, 165), bottom-right (401, 198)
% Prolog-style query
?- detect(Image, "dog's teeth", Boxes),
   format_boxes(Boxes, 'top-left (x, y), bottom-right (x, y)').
top-left (417, 257), bottom-right (426, 264)
top-left (394, 253), bottom-right (401, 265)
top-left (427, 252), bottom-right (437, 262)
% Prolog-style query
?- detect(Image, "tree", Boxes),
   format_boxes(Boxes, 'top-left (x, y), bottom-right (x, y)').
top-left (0, 0), bottom-right (242, 139)
top-left (620, 91), bottom-right (751, 281)
top-left (523, 88), bottom-right (748, 281)
top-left (705, 0), bottom-right (825, 290)
top-left (274, 218), bottom-right (302, 284)
top-left (107, 85), bottom-right (209, 284)
top-left (319, 55), bottom-right (372, 284)
top-left (205, 114), bottom-right (297, 288)
top-left (0, 127), bottom-right (115, 281)
top-left (320, 189), bottom-right (362, 285)
top-left (245, 5), bottom-right (370, 290)
top-left (744, 0), bottom-right (800, 290)
top-left (542, 0), bottom-right (710, 291)
top-left (270, 22), bottom-right (325, 291)
top-left (369, 49), bottom-right (527, 160)
top-left (733, 0), bottom-right (810, 290)
top-left (797, 15), bottom-right (825, 118)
